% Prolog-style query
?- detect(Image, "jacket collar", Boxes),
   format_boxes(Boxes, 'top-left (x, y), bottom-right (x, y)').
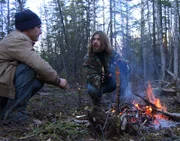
top-left (11, 30), bottom-right (34, 45)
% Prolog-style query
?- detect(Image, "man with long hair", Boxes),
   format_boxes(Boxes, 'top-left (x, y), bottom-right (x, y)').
top-left (83, 30), bottom-right (130, 106)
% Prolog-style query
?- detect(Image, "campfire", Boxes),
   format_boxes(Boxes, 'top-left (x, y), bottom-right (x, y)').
top-left (122, 82), bottom-right (168, 127)
top-left (82, 82), bottom-right (180, 139)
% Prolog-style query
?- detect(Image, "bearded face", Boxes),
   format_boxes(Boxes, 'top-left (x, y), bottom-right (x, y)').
top-left (92, 34), bottom-right (105, 53)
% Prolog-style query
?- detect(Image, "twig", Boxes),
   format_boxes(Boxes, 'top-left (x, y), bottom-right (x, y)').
top-left (77, 87), bottom-right (81, 105)
top-left (95, 124), bottom-right (105, 141)
top-left (103, 110), bottom-right (111, 130)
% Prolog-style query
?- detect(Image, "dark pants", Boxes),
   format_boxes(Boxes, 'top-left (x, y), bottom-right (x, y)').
top-left (0, 63), bottom-right (44, 120)
top-left (87, 72), bottom-right (129, 105)
top-left (87, 76), bottom-right (116, 105)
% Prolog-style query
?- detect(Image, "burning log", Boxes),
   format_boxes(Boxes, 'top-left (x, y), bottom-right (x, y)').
top-left (156, 109), bottom-right (180, 122)
top-left (85, 82), bottom-right (180, 139)
top-left (134, 93), bottom-right (180, 121)
top-left (134, 93), bottom-right (157, 109)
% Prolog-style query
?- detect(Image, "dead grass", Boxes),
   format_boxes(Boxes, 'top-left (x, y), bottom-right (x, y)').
top-left (0, 84), bottom-right (180, 141)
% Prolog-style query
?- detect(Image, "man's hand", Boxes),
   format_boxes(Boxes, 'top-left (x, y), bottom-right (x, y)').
top-left (101, 72), bottom-right (112, 84)
top-left (101, 72), bottom-right (105, 83)
top-left (59, 78), bottom-right (68, 89)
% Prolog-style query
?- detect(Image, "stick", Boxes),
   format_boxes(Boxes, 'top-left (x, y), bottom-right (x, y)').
top-left (134, 93), bottom-right (157, 109)
top-left (115, 66), bottom-right (120, 114)
top-left (77, 87), bottom-right (81, 105)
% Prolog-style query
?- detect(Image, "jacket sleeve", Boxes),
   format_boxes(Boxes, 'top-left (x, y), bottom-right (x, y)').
top-left (8, 38), bottom-right (60, 86)
top-left (83, 55), bottom-right (102, 89)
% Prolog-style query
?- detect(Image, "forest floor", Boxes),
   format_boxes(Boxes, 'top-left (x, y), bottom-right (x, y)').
top-left (0, 83), bottom-right (180, 141)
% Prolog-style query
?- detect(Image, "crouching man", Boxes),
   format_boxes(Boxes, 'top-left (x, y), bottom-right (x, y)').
top-left (83, 30), bottom-right (130, 106)
top-left (0, 9), bottom-right (68, 124)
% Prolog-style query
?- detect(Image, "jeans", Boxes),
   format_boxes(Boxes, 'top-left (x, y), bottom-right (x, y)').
top-left (0, 63), bottom-right (44, 119)
top-left (87, 71), bottom-right (129, 105)
top-left (87, 76), bottom-right (116, 105)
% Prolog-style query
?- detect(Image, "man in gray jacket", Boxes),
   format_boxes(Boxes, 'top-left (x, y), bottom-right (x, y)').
top-left (0, 9), bottom-right (68, 124)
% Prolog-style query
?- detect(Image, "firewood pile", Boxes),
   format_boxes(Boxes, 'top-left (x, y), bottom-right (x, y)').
top-left (74, 82), bottom-right (180, 139)
top-left (86, 105), bottom-right (138, 139)
top-left (84, 97), bottom-right (180, 139)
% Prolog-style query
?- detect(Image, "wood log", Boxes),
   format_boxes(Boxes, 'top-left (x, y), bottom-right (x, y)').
top-left (120, 114), bottom-right (127, 130)
top-left (134, 93), bottom-right (157, 109)
top-left (156, 109), bottom-right (180, 122)
top-left (134, 93), bottom-right (180, 121)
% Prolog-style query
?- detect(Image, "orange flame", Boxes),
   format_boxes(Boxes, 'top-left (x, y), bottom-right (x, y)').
top-left (111, 82), bottom-right (168, 126)
top-left (133, 102), bottom-right (143, 111)
top-left (145, 106), bottom-right (152, 114)
top-left (146, 82), bottom-right (166, 111)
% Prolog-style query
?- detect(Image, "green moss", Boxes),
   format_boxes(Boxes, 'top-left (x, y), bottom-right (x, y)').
top-left (21, 121), bottom-right (88, 140)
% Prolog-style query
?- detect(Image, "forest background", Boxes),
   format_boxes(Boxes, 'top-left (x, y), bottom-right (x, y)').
top-left (0, 0), bottom-right (180, 89)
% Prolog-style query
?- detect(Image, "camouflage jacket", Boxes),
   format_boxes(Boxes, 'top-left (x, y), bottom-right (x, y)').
top-left (83, 50), bottom-right (128, 89)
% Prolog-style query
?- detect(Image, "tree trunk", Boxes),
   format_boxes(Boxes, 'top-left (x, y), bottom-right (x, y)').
top-left (109, 0), bottom-right (113, 46)
top-left (141, 0), bottom-right (147, 82)
top-left (56, 0), bottom-right (67, 79)
top-left (173, 0), bottom-right (179, 77)
top-left (155, 0), bottom-right (166, 80)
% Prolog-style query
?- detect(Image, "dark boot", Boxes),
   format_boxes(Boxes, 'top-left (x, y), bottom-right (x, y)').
top-left (0, 97), bottom-right (7, 115)
top-left (2, 110), bottom-right (32, 125)
top-left (1, 63), bottom-right (44, 123)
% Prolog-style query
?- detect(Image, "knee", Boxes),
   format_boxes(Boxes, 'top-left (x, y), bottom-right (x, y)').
top-left (15, 63), bottom-right (36, 79)
top-left (34, 80), bottom-right (44, 90)
top-left (87, 84), bottom-right (99, 95)
top-left (14, 63), bottom-right (37, 88)
top-left (23, 65), bottom-right (36, 77)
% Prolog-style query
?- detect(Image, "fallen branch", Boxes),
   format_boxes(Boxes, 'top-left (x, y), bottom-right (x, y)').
top-left (166, 69), bottom-right (180, 82)
top-left (73, 119), bottom-right (90, 124)
top-left (161, 88), bottom-right (176, 93)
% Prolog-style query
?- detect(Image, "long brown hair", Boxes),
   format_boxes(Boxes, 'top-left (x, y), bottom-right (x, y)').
top-left (87, 30), bottom-right (113, 56)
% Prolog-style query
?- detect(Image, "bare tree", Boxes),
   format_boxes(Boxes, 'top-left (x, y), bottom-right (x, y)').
top-left (140, 0), bottom-right (147, 82)
top-left (155, 0), bottom-right (166, 80)
top-left (16, 0), bottom-right (26, 11)
top-left (173, 0), bottom-right (179, 77)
